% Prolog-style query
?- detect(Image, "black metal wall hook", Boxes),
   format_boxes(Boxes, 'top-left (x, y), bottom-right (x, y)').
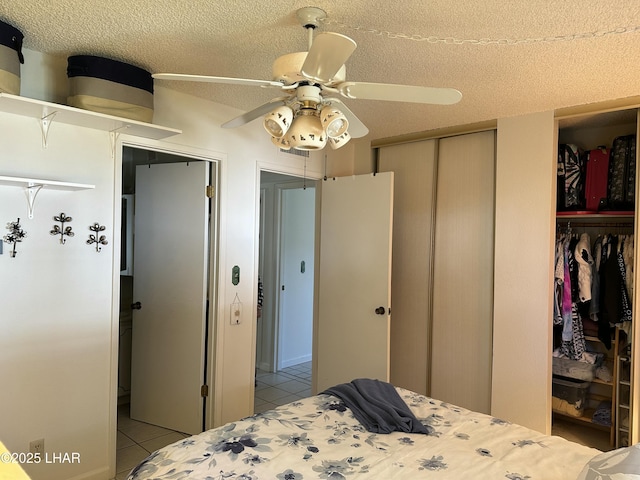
top-left (50, 212), bottom-right (74, 244)
top-left (3, 218), bottom-right (26, 258)
top-left (87, 222), bottom-right (108, 252)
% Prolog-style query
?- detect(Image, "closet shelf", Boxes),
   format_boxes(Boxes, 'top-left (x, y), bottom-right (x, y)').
top-left (553, 409), bottom-right (611, 431)
top-left (556, 211), bottom-right (634, 221)
top-left (592, 378), bottom-right (614, 387)
top-left (0, 92), bottom-right (182, 140)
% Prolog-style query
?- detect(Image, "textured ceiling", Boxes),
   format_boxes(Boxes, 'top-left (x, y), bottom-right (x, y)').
top-left (2, 1), bottom-right (640, 142)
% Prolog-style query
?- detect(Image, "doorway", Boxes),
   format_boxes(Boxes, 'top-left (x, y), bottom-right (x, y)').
top-left (115, 145), bottom-right (218, 476)
top-left (255, 171), bottom-right (316, 413)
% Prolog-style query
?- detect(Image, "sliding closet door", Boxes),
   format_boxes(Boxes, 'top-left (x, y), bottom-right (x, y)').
top-left (378, 140), bottom-right (437, 395)
top-left (430, 130), bottom-right (496, 414)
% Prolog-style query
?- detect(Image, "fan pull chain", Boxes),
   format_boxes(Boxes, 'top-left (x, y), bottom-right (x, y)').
top-left (320, 18), bottom-right (640, 45)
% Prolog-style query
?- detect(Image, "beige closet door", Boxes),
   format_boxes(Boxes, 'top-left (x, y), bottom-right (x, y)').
top-left (430, 130), bottom-right (496, 414)
top-left (378, 140), bottom-right (437, 395)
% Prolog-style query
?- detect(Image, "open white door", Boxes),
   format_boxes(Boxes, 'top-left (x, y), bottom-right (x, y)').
top-left (130, 161), bottom-right (210, 435)
top-left (315, 173), bottom-right (394, 393)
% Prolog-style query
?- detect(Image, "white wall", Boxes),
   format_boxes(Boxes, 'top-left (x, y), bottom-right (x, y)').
top-left (0, 49), bottom-right (338, 480)
top-left (0, 101), bottom-right (115, 480)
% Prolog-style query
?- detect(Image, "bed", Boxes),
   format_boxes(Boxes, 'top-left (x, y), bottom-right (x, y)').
top-left (127, 380), bottom-right (638, 479)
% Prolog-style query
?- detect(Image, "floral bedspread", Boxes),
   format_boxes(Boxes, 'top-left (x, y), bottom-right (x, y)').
top-left (128, 387), bottom-right (598, 479)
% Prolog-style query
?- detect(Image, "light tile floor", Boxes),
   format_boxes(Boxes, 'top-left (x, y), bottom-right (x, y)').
top-left (115, 404), bottom-right (189, 480)
top-left (254, 361), bottom-right (312, 413)
top-left (115, 361), bottom-right (312, 478)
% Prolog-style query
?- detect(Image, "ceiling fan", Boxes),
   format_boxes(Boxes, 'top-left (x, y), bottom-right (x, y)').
top-left (153, 7), bottom-right (462, 151)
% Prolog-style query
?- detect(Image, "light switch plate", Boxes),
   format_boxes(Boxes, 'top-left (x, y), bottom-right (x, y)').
top-left (230, 302), bottom-right (242, 325)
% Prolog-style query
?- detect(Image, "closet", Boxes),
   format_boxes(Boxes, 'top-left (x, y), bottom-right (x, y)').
top-left (552, 108), bottom-right (637, 449)
top-left (377, 129), bottom-right (495, 413)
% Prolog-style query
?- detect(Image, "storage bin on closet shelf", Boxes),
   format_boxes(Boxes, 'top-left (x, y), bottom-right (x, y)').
top-left (0, 19), bottom-right (24, 95)
top-left (552, 376), bottom-right (590, 417)
top-left (553, 356), bottom-right (597, 382)
top-left (66, 55), bottom-right (154, 123)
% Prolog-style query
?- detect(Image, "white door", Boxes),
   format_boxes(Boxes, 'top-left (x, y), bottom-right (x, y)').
top-left (130, 161), bottom-right (210, 435)
top-left (315, 173), bottom-right (394, 393)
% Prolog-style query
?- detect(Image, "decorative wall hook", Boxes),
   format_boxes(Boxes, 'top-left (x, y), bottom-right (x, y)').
top-left (3, 218), bottom-right (26, 258)
top-left (50, 212), bottom-right (74, 244)
top-left (87, 222), bottom-right (108, 252)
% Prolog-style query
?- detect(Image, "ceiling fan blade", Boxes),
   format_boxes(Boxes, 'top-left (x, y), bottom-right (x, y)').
top-left (221, 97), bottom-right (289, 128)
top-left (324, 98), bottom-right (369, 138)
top-left (337, 81), bottom-right (462, 105)
top-left (153, 73), bottom-right (283, 88)
top-left (301, 32), bottom-right (357, 84)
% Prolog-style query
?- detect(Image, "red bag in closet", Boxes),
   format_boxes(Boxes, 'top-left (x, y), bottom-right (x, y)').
top-left (584, 146), bottom-right (609, 212)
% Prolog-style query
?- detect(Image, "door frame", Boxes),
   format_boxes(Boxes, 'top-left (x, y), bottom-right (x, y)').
top-left (254, 162), bottom-right (321, 387)
top-left (110, 135), bottom-right (222, 474)
top-left (275, 180), bottom-right (316, 371)
top-left (256, 174), bottom-right (317, 374)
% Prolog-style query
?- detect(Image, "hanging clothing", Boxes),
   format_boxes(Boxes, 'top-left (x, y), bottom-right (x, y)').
top-left (590, 235), bottom-right (602, 321)
top-left (553, 236), bottom-right (565, 326)
top-left (553, 230), bottom-right (634, 358)
top-left (562, 238), bottom-right (574, 342)
top-left (575, 233), bottom-right (594, 303)
top-left (560, 303), bottom-right (586, 361)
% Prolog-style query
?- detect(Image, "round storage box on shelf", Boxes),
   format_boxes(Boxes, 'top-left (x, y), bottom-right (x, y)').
top-left (66, 55), bottom-right (154, 123)
top-left (0, 19), bottom-right (24, 95)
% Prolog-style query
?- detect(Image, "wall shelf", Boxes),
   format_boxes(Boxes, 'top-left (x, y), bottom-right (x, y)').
top-left (0, 93), bottom-right (182, 147)
top-left (0, 175), bottom-right (95, 219)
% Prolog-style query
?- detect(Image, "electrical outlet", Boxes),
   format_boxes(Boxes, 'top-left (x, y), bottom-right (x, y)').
top-left (29, 438), bottom-right (44, 454)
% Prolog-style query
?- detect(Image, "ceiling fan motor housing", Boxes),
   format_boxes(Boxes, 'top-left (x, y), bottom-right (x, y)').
top-left (272, 52), bottom-right (346, 86)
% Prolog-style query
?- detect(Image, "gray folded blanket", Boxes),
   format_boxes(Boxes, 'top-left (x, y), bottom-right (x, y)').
top-left (322, 378), bottom-right (428, 434)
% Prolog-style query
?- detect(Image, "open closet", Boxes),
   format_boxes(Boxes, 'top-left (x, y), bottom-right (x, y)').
top-left (552, 108), bottom-right (637, 450)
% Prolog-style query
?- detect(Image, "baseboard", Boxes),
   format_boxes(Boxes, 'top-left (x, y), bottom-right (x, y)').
top-left (280, 354), bottom-right (312, 369)
top-left (258, 361), bottom-right (271, 372)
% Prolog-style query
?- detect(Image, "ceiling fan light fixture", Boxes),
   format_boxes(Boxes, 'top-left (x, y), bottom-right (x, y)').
top-left (271, 135), bottom-right (291, 150)
top-left (320, 106), bottom-right (349, 138)
top-left (328, 130), bottom-right (351, 150)
top-left (263, 105), bottom-right (294, 138)
top-left (287, 110), bottom-right (327, 151)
